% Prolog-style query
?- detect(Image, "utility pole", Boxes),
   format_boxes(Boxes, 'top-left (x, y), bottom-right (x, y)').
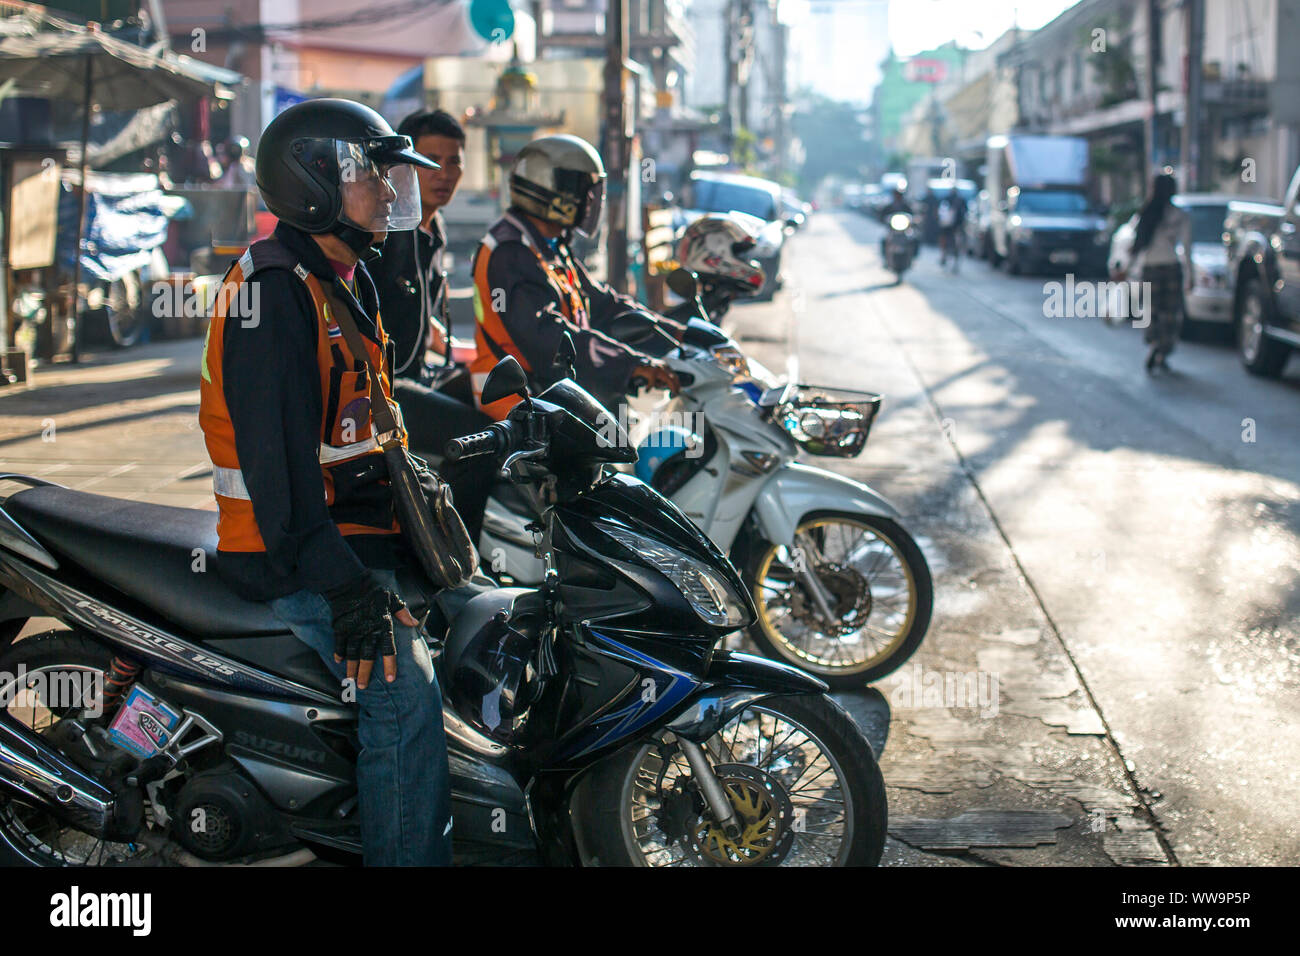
top-left (1145, 0), bottom-right (1161, 175)
top-left (773, 18), bottom-right (788, 179)
top-left (603, 0), bottom-right (630, 291)
top-left (1181, 0), bottom-right (1204, 190)
top-left (723, 0), bottom-right (735, 147)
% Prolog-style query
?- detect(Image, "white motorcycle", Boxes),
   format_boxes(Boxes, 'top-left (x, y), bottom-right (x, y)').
top-left (479, 281), bottom-right (933, 688)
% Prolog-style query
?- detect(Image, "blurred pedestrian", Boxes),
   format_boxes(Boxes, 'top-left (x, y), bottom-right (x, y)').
top-left (1129, 170), bottom-right (1188, 373)
top-left (937, 189), bottom-right (967, 272)
top-left (216, 137), bottom-right (255, 187)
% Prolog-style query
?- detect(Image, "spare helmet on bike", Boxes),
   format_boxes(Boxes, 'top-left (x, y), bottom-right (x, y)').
top-left (677, 215), bottom-right (764, 295)
top-left (255, 98), bottom-right (438, 260)
top-left (508, 134), bottom-right (607, 237)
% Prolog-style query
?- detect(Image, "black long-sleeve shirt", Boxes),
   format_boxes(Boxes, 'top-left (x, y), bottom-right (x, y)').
top-left (370, 212), bottom-right (447, 381)
top-left (478, 211), bottom-right (680, 405)
top-left (215, 223), bottom-right (404, 602)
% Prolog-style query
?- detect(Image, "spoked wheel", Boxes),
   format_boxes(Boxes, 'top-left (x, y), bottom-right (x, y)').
top-left (743, 512), bottom-right (933, 688)
top-left (580, 695), bottom-right (885, 867)
top-left (0, 632), bottom-right (160, 866)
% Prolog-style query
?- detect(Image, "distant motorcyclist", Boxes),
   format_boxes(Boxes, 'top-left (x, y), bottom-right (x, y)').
top-left (878, 182), bottom-right (916, 261)
top-left (878, 182), bottom-right (913, 221)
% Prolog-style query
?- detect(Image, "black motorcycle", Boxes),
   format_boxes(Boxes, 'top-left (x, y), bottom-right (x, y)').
top-left (0, 357), bottom-right (886, 867)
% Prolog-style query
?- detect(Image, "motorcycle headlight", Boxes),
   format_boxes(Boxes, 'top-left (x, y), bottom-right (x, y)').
top-left (712, 345), bottom-right (750, 378)
top-left (889, 213), bottom-right (912, 231)
top-left (599, 523), bottom-right (747, 628)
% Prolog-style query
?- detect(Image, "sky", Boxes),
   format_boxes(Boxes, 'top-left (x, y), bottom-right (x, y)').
top-left (886, 0), bottom-right (1083, 56)
top-left (783, 0), bottom-right (1083, 101)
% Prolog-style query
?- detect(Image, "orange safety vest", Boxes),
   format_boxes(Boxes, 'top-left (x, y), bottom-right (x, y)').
top-left (470, 212), bottom-right (589, 420)
top-left (198, 239), bottom-right (404, 554)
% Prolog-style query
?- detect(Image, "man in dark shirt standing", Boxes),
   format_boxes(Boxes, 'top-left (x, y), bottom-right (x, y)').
top-left (198, 98), bottom-right (452, 865)
top-left (369, 110), bottom-right (496, 541)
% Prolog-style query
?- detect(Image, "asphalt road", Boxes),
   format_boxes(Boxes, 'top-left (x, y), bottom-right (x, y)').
top-left (728, 209), bottom-right (1299, 865)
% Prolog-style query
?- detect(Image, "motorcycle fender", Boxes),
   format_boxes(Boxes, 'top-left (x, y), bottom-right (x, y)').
top-left (666, 651), bottom-right (827, 740)
top-left (752, 461), bottom-right (901, 548)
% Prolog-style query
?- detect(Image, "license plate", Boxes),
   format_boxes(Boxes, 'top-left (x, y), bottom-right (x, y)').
top-left (1049, 250), bottom-right (1078, 264)
top-left (108, 686), bottom-right (182, 758)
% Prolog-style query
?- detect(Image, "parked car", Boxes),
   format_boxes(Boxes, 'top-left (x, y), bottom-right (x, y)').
top-left (1174, 195), bottom-right (1235, 328)
top-left (863, 182), bottom-right (892, 215)
top-left (1225, 168), bottom-right (1300, 376)
top-left (683, 171), bottom-right (787, 299)
top-left (782, 188), bottom-right (811, 230)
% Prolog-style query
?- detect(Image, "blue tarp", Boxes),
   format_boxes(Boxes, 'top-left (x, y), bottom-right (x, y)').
top-left (57, 172), bottom-right (188, 282)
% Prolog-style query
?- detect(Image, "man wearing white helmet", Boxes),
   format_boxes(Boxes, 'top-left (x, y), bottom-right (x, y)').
top-left (468, 134), bottom-right (680, 421)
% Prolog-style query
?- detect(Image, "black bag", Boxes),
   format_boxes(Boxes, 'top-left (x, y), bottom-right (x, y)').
top-left (322, 283), bottom-right (479, 590)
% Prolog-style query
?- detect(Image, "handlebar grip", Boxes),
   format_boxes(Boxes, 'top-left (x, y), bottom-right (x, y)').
top-left (444, 426), bottom-right (506, 462)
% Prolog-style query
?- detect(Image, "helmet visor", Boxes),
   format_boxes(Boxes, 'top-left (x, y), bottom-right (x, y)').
top-left (335, 140), bottom-right (422, 234)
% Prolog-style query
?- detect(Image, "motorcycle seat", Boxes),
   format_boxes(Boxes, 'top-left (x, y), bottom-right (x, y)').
top-left (4, 485), bottom-right (430, 640)
top-left (5, 485), bottom-right (289, 638)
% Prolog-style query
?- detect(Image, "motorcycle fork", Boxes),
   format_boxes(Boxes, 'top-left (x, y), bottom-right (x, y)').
top-left (791, 531), bottom-right (839, 626)
top-left (677, 737), bottom-right (742, 840)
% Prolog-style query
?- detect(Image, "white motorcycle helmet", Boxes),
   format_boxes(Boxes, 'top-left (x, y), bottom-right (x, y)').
top-left (677, 216), bottom-right (765, 295)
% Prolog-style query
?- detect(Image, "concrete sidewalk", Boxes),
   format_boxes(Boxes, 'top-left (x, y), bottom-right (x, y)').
top-left (0, 338), bottom-right (213, 509)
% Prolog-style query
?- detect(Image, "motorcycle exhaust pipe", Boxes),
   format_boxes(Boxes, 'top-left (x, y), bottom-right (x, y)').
top-left (0, 709), bottom-right (119, 838)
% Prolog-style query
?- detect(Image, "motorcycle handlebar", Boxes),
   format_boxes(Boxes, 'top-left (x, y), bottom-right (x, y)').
top-left (444, 423), bottom-right (512, 462)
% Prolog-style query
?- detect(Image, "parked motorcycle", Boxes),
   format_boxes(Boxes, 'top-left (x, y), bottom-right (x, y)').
top-left (0, 357), bottom-right (886, 867)
top-left (479, 280), bottom-right (934, 689)
top-left (884, 212), bottom-right (917, 282)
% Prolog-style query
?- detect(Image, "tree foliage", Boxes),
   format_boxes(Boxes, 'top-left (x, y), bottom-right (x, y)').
top-left (792, 92), bottom-right (871, 192)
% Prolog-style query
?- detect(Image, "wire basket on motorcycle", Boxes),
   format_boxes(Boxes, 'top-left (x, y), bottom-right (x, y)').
top-left (773, 385), bottom-right (881, 457)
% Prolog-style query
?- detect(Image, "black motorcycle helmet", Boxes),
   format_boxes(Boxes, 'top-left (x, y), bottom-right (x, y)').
top-left (255, 98), bottom-right (438, 260)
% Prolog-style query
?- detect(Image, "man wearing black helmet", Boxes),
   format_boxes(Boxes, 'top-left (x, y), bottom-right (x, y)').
top-left (198, 98), bottom-right (453, 866)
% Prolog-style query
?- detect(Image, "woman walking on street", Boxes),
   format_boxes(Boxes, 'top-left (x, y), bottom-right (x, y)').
top-left (1128, 170), bottom-right (1189, 373)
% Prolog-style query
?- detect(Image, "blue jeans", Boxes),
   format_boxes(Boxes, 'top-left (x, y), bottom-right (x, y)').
top-left (269, 569), bottom-right (452, 866)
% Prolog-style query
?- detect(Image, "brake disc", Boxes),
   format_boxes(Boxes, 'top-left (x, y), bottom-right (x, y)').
top-left (684, 764), bottom-right (796, 866)
top-left (791, 563), bottom-right (872, 636)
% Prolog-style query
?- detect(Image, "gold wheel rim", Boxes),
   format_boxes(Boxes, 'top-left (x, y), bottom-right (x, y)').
top-left (754, 517), bottom-right (917, 674)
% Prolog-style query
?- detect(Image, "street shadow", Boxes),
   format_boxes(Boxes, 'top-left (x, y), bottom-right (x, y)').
top-left (0, 340), bottom-right (203, 448)
top-left (834, 686), bottom-right (892, 757)
top-left (822, 279), bottom-right (904, 297)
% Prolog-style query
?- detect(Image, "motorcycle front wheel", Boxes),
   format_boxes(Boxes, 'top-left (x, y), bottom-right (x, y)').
top-left (742, 512), bottom-right (933, 688)
top-left (578, 694), bottom-right (886, 866)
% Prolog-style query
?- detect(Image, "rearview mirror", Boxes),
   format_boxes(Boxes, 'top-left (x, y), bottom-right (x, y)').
top-left (666, 268), bottom-right (699, 300)
top-left (607, 311), bottom-right (658, 344)
top-left (481, 355), bottom-right (529, 407)
top-left (555, 331), bottom-right (578, 378)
